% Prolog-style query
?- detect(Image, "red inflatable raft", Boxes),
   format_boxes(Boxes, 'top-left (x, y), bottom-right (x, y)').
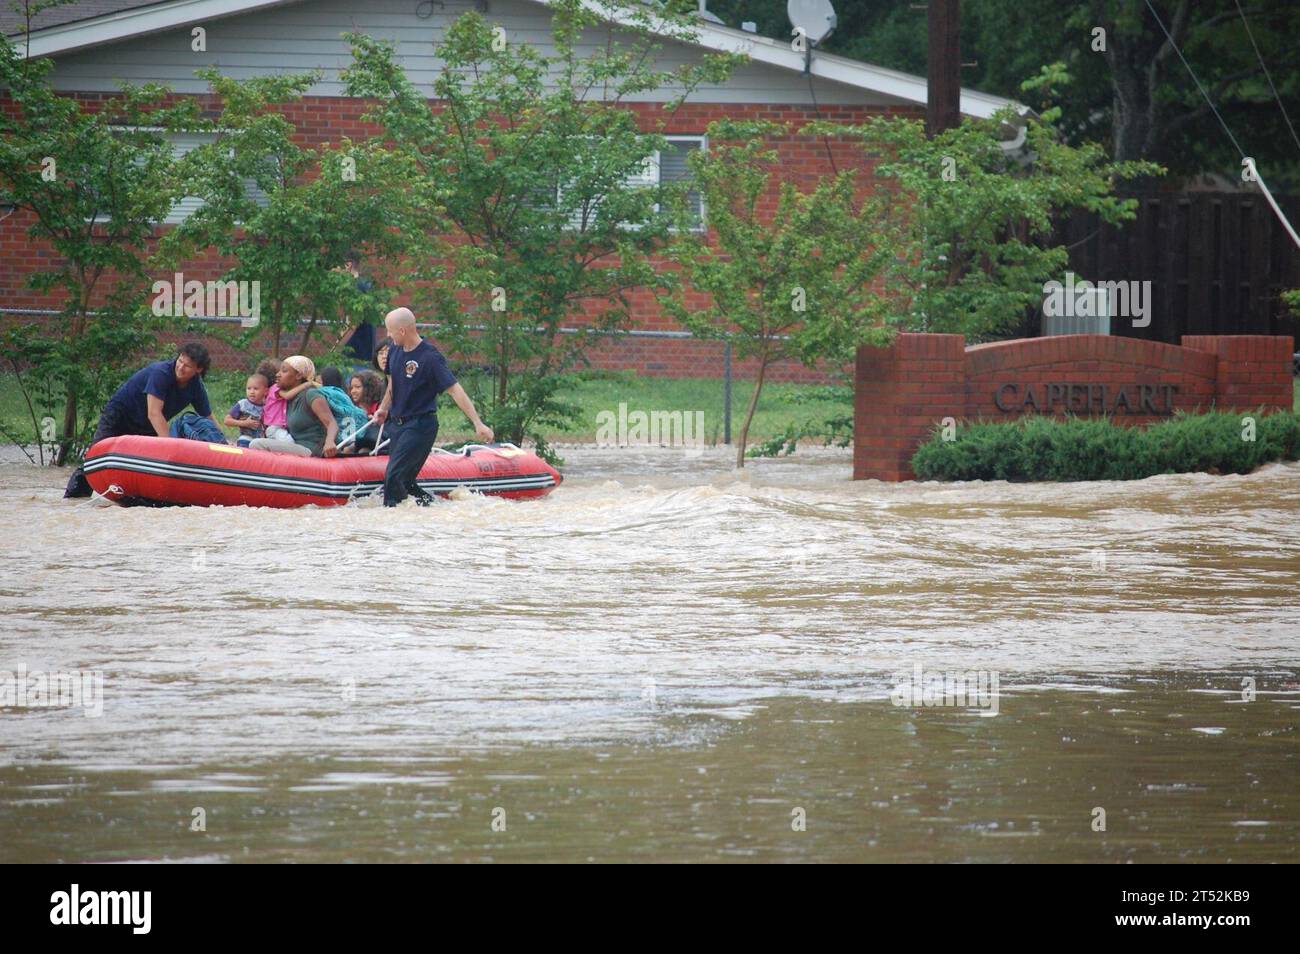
top-left (83, 435), bottom-right (562, 507)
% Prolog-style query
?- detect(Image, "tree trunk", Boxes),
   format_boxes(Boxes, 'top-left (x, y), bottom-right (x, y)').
top-left (1110, 62), bottom-right (1156, 163)
top-left (273, 301), bottom-right (284, 359)
top-left (55, 303), bottom-right (90, 466)
top-left (735, 351), bottom-right (768, 469)
top-left (298, 310), bottom-right (318, 354)
top-left (54, 391), bottom-right (77, 466)
top-left (496, 323), bottom-right (509, 409)
top-left (1103, 0), bottom-right (1187, 172)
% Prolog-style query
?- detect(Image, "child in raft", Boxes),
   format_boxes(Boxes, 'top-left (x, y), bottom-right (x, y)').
top-left (349, 370), bottom-right (385, 416)
top-left (342, 370), bottom-right (386, 454)
top-left (318, 366), bottom-right (345, 389)
top-left (286, 364), bottom-right (374, 453)
top-left (223, 371), bottom-right (269, 447)
top-left (256, 358), bottom-right (315, 441)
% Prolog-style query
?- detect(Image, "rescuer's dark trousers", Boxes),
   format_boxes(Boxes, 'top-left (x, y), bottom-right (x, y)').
top-left (63, 404), bottom-right (156, 498)
top-left (382, 411), bottom-right (438, 507)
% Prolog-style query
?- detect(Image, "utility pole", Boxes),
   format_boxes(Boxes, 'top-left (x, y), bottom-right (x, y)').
top-left (926, 0), bottom-right (961, 138)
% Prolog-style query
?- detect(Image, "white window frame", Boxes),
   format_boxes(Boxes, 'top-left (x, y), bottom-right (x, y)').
top-left (556, 134), bottom-right (707, 234)
top-left (659, 134), bottom-right (707, 234)
top-left (93, 125), bottom-right (271, 226)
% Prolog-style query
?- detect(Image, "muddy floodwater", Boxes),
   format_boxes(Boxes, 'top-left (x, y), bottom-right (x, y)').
top-left (1, 445), bottom-right (1297, 862)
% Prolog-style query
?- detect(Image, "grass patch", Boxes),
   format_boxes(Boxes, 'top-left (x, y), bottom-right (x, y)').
top-left (439, 370), bottom-right (853, 445)
top-left (6, 369), bottom-right (1292, 457)
top-left (0, 369), bottom-right (854, 449)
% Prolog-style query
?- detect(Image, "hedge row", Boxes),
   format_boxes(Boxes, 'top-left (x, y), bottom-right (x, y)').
top-left (911, 411), bottom-right (1300, 482)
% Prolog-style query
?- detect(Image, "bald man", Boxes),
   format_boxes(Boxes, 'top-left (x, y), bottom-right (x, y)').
top-left (373, 307), bottom-right (493, 506)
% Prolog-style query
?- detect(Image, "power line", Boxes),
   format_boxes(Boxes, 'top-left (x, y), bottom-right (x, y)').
top-left (1232, 0), bottom-right (1300, 156)
top-left (1142, 0), bottom-right (1247, 160)
top-left (805, 57), bottom-right (839, 176)
top-left (1142, 0), bottom-right (1299, 249)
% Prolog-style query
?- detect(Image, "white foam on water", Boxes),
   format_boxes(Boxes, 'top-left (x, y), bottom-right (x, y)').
top-left (2, 448), bottom-right (1298, 766)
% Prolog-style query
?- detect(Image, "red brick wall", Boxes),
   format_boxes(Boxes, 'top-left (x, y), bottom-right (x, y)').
top-left (854, 333), bottom-right (965, 482)
top-left (0, 93), bottom-right (917, 384)
top-left (854, 333), bottom-right (1296, 481)
top-left (578, 332), bottom-right (844, 384)
top-left (1181, 335), bottom-right (1295, 410)
top-left (0, 309), bottom-right (848, 386)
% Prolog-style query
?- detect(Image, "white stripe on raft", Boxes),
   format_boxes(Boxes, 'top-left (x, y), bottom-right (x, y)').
top-left (85, 456), bottom-right (557, 497)
top-left (81, 435), bottom-right (563, 506)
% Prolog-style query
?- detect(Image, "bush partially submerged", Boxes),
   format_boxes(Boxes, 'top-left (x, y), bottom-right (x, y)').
top-left (912, 411), bottom-right (1300, 482)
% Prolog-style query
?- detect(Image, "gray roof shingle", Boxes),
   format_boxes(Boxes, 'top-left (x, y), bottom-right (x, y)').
top-left (2, 1), bottom-right (169, 38)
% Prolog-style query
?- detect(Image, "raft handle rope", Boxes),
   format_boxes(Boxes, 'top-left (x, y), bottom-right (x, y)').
top-left (336, 415), bottom-right (378, 452)
top-left (431, 442), bottom-right (522, 457)
top-left (304, 418), bottom-right (521, 458)
top-left (328, 415), bottom-right (389, 457)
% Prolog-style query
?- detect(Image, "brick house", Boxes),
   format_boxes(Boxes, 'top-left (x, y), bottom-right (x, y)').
top-left (2, 0), bottom-right (1023, 382)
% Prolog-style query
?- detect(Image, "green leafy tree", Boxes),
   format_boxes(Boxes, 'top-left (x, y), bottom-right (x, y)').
top-left (1068, 0), bottom-right (1300, 178)
top-left (807, 88), bottom-right (1163, 341)
top-left (339, 0), bottom-right (744, 461)
top-left (716, 0), bottom-right (1300, 185)
top-left (1283, 290), bottom-right (1300, 331)
top-left (159, 69), bottom-right (435, 358)
top-left (661, 118), bottom-right (898, 467)
top-left (0, 28), bottom-right (203, 464)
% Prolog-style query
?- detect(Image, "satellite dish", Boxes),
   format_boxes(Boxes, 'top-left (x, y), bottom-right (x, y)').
top-left (788, 0), bottom-right (837, 46)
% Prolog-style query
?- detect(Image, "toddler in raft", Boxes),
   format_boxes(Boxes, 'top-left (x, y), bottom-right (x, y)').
top-left (224, 372), bottom-right (269, 447)
top-left (257, 359), bottom-right (314, 442)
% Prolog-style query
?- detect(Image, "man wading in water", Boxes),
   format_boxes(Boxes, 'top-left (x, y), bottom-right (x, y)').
top-left (64, 343), bottom-right (220, 498)
top-left (373, 308), bottom-right (492, 506)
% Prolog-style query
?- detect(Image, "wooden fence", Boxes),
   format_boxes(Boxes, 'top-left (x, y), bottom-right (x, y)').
top-left (1053, 191), bottom-right (1300, 346)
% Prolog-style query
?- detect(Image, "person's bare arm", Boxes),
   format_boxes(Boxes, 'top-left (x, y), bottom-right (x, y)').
top-left (374, 377), bottom-right (393, 425)
top-left (446, 383), bottom-right (493, 443)
top-left (310, 396), bottom-right (339, 457)
top-left (146, 394), bottom-right (169, 438)
top-left (281, 380), bottom-right (314, 400)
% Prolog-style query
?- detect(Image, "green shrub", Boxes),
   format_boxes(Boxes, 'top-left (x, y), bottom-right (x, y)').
top-left (912, 410), bottom-right (1300, 482)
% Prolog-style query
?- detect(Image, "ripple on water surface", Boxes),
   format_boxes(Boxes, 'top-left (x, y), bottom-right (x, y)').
top-left (1, 447), bottom-right (1298, 767)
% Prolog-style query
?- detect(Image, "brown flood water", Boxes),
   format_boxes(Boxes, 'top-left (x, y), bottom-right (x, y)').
top-left (1, 445), bottom-right (1297, 862)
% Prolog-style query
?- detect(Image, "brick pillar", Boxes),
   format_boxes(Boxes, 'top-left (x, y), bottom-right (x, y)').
top-left (854, 333), bottom-right (967, 481)
top-left (1180, 335), bottom-right (1295, 411)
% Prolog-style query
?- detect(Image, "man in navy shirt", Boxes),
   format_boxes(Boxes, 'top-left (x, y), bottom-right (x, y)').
top-left (374, 307), bottom-right (492, 506)
top-left (64, 343), bottom-right (220, 498)
top-left (332, 249), bottom-right (380, 370)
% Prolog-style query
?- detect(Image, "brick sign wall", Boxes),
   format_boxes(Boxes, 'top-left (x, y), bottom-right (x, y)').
top-left (854, 333), bottom-right (1296, 481)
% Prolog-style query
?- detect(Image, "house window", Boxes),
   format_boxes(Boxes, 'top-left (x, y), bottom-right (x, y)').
top-left (553, 135), bottom-right (706, 233)
top-left (163, 131), bottom-right (272, 225)
top-left (164, 131), bottom-right (214, 225)
top-left (93, 128), bottom-right (272, 225)
top-left (558, 148), bottom-right (655, 232)
top-left (661, 136), bottom-right (705, 232)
